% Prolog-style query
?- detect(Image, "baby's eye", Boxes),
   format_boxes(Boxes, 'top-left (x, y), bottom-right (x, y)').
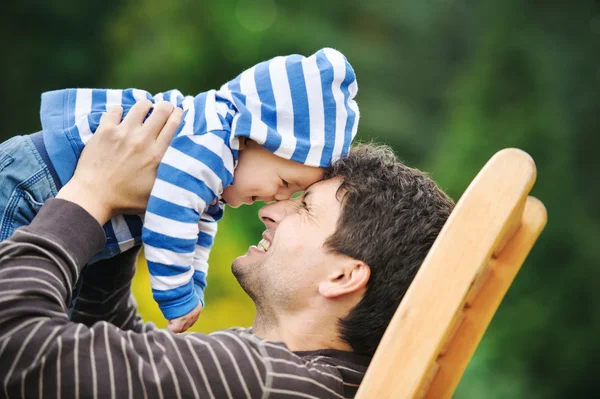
top-left (281, 179), bottom-right (289, 188)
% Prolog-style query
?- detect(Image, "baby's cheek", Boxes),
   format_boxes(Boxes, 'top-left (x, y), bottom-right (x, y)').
top-left (238, 180), bottom-right (260, 195)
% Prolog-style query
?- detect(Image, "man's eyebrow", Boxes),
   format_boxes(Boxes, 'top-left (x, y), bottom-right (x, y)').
top-left (302, 190), bottom-right (312, 202)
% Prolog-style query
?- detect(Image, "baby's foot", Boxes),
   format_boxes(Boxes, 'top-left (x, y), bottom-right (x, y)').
top-left (168, 303), bottom-right (203, 333)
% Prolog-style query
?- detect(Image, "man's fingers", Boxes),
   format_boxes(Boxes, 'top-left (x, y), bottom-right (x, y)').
top-left (142, 102), bottom-right (175, 138)
top-left (100, 106), bottom-right (123, 127)
top-left (121, 99), bottom-right (153, 130)
top-left (156, 107), bottom-right (183, 152)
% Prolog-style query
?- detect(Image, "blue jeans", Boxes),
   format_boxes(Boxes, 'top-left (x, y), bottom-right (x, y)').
top-left (0, 134), bottom-right (59, 240)
top-left (0, 133), bottom-right (83, 316)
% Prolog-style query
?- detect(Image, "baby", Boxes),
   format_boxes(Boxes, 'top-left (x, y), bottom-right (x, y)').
top-left (0, 48), bottom-right (359, 332)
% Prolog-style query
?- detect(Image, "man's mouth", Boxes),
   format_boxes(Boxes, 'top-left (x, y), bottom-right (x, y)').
top-left (256, 234), bottom-right (272, 252)
top-left (256, 238), bottom-right (270, 252)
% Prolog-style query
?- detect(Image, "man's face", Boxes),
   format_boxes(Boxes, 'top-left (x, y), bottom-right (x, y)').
top-left (232, 178), bottom-right (344, 310)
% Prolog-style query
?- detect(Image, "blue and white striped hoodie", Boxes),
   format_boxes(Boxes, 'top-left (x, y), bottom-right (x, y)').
top-left (39, 48), bottom-right (359, 320)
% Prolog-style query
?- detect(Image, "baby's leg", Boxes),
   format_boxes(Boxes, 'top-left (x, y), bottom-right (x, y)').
top-left (0, 134), bottom-right (59, 241)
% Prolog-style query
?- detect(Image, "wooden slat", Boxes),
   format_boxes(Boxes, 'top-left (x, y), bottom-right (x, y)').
top-left (424, 196), bottom-right (547, 398)
top-left (355, 148), bottom-right (540, 399)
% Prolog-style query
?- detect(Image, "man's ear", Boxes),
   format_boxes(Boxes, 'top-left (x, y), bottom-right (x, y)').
top-left (318, 259), bottom-right (370, 299)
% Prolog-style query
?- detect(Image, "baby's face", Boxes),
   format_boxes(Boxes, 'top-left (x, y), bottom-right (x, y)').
top-left (222, 140), bottom-right (324, 208)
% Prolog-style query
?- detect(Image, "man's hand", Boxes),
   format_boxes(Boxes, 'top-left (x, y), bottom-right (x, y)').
top-left (56, 100), bottom-right (183, 225)
top-left (168, 302), bottom-right (203, 333)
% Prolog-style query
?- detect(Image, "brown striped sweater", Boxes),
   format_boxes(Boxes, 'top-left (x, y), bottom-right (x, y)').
top-left (0, 199), bottom-right (371, 398)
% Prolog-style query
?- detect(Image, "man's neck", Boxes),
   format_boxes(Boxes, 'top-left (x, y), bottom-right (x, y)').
top-left (251, 307), bottom-right (353, 352)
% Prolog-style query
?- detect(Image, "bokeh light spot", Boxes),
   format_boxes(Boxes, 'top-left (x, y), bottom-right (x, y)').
top-left (235, 0), bottom-right (277, 32)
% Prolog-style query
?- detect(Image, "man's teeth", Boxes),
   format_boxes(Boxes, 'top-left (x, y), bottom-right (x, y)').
top-left (257, 238), bottom-right (271, 252)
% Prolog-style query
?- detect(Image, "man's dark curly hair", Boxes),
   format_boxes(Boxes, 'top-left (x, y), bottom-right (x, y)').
top-left (324, 143), bottom-right (455, 356)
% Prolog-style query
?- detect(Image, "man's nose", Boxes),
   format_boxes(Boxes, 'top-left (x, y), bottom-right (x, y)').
top-left (258, 199), bottom-right (294, 228)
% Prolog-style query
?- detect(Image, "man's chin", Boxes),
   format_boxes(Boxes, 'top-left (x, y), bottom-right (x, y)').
top-left (231, 255), bottom-right (257, 280)
top-left (231, 258), bottom-right (260, 300)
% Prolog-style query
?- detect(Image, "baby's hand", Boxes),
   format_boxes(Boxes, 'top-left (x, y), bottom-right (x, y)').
top-left (168, 302), bottom-right (203, 333)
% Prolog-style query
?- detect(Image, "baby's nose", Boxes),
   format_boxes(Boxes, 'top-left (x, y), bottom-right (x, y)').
top-left (255, 195), bottom-right (276, 203)
top-left (274, 191), bottom-right (292, 201)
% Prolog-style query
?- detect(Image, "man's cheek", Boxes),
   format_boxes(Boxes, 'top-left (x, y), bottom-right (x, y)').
top-left (278, 240), bottom-right (305, 258)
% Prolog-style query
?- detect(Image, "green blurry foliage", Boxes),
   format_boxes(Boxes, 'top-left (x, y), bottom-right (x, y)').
top-left (2, 0), bottom-right (599, 397)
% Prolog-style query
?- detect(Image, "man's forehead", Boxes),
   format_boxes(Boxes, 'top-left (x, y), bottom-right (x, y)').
top-left (303, 177), bottom-right (343, 204)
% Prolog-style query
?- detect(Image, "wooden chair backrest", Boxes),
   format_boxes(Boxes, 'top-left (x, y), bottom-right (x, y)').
top-left (355, 148), bottom-right (547, 399)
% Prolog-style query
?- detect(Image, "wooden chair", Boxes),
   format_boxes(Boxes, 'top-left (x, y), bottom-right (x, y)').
top-left (355, 148), bottom-right (547, 399)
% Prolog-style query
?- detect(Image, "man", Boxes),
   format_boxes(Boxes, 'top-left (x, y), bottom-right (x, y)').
top-left (0, 104), bottom-right (454, 398)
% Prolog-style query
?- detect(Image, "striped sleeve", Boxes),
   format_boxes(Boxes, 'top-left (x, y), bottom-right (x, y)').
top-left (40, 88), bottom-right (231, 152)
top-left (40, 89), bottom-right (181, 163)
top-left (40, 88), bottom-right (235, 321)
top-left (142, 101), bottom-right (234, 320)
top-left (0, 199), bottom-right (362, 398)
top-left (70, 247), bottom-right (152, 333)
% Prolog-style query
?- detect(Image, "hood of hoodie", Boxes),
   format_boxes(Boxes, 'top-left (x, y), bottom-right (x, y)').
top-left (217, 47), bottom-right (359, 168)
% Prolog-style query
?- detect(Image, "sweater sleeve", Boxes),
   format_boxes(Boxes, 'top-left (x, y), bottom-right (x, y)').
top-left (70, 246), bottom-right (155, 333)
top-left (0, 198), bottom-right (257, 398)
top-left (0, 199), bottom-right (363, 398)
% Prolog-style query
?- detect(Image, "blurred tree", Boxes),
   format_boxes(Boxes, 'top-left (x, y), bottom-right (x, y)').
top-left (0, 0), bottom-right (120, 137)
